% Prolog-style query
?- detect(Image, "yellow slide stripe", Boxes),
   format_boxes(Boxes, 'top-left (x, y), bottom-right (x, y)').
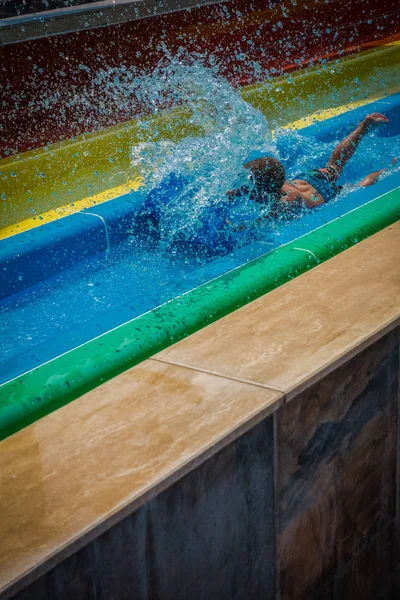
top-left (1, 40), bottom-right (399, 240)
top-left (2, 87), bottom-right (395, 241)
top-left (283, 86), bottom-right (400, 130)
top-left (0, 177), bottom-right (143, 240)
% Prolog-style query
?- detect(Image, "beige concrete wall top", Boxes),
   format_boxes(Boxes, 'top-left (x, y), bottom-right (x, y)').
top-left (157, 222), bottom-right (400, 401)
top-left (0, 361), bottom-right (281, 599)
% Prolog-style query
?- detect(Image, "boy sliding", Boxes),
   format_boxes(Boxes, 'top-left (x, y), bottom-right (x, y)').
top-left (228, 113), bottom-right (392, 213)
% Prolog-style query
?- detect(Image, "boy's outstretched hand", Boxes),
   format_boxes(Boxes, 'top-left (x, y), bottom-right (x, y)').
top-left (359, 158), bottom-right (397, 187)
top-left (364, 112), bottom-right (390, 128)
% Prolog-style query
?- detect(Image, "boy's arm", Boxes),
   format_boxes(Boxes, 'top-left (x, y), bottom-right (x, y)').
top-left (226, 185), bottom-right (249, 199)
top-left (359, 159), bottom-right (397, 187)
top-left (328, 113), bottom-right (389, 174)
top-left (359, 169), bottom-right (386, 187)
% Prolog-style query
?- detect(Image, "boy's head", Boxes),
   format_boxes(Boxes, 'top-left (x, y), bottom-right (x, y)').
top-left (244, 157), bottom-right (285, 202)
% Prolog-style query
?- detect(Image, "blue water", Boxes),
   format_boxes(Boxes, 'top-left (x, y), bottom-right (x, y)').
top-left (1, 92), bottom-right (399, 383)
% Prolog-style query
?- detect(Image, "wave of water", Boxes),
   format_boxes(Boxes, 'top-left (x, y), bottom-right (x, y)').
top-left (85, 54), bottom-right (399, 258)
top-left (129, 56), bottom-right (277, 253)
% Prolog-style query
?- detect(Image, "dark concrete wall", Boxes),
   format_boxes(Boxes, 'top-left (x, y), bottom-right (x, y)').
top-left (276, 330), bottom-right (399, 600)
top-left (13, 417), bottom-right (276, 600)
top-left (12, 327), bottom-right (400, 600)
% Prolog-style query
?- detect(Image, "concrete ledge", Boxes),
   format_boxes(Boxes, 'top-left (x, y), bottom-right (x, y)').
top-left (0, 224), bottom-right (399, 599)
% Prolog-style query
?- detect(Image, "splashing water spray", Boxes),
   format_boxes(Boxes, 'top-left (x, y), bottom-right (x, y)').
top-left (128, 54), bottom-right (276, 254)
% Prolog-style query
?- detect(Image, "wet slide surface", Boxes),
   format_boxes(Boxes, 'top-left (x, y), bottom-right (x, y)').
top-left (1, 93), bottom-right (400, 385)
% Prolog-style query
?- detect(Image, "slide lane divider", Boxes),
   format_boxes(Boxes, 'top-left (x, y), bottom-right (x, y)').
top-left (0, 191), bottom-right (146, 300)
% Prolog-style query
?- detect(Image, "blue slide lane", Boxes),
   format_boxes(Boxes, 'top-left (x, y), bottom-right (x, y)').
top-left (1, 93), bottom-right (399, 302)
top-left (0, 192), bottom-right (146, 300)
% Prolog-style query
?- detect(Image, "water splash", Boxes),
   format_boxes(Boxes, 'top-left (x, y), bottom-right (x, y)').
top-left (130, 56), bottom-right (275, 254)
top-left (29, 52), bottom-right (398, 258)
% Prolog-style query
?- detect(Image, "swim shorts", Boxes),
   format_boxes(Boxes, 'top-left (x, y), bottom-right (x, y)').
top-left (293, 166), bottom-right (342, 202)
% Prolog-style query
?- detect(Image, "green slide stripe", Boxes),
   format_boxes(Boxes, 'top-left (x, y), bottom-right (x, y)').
top-left (0, 188), bottom-right (399, 439)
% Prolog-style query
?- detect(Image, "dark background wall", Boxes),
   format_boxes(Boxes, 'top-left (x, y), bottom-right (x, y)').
top-left (1, 0), bottom-right (399, 158)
